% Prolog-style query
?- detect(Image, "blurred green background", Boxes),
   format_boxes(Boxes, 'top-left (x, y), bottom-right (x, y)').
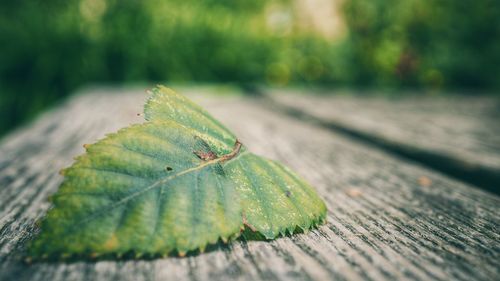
top-left (1, 0), bottom-right (499, 136)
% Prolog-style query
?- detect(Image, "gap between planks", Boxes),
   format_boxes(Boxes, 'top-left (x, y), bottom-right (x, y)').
top-left (247, 87), bottom-right (500, 195)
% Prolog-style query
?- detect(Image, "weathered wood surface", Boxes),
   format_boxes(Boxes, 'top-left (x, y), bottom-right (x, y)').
top-left (265, 88), bottom-right (500, 192)
top-left (0, 86), bottom-right (499, 281)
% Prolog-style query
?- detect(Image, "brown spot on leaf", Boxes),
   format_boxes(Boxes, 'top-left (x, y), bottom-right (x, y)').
top-left (194, 150), bottom-right (217, 161)
top-left (242, 212), bottom-right (257, 232)
top-left (103, 234), bottom-right (118, 250)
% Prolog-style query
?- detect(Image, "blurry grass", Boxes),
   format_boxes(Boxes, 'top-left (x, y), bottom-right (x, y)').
top-left (0, 0), bottom-right (499, 137)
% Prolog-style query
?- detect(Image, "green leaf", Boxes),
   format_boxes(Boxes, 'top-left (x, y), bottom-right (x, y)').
top-left (28, 86), bottom-right (326, 259)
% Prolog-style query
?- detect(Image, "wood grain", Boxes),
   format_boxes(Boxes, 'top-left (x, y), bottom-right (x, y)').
top-left (264, 88), bottom-right (500, 193)
top-left (0, 86), bottom-right (498, 281)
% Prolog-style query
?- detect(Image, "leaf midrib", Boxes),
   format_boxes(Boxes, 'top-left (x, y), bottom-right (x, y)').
top-left (68, 150), bottom-right (250, 231)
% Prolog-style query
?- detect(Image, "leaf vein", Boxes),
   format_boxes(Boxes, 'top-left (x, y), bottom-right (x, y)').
top-left (62, 151), bottom-right (248, 234)
top-left (257, 158), bottom-right (309, 228)
top-left (74, 167), bottom-right (152, 180)
top-left (237, 157), bottom-right (274, 236)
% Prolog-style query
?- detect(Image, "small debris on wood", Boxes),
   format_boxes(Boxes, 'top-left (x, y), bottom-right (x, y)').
top-left (418, 176), bottom-right (432, 187)
top-left (345, 188), bottom-right (362, 197)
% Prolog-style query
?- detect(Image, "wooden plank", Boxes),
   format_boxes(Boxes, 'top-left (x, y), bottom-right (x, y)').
top-left (264, 88), bottom-right (500, 193)
top-left (0, 86), bottom-right (499, 281)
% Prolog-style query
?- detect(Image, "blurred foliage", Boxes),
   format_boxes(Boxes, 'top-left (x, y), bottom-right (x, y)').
top-left (343, 0), bottom-right (500, 89)
top-left (0, 0), bottom-right (499, 136)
